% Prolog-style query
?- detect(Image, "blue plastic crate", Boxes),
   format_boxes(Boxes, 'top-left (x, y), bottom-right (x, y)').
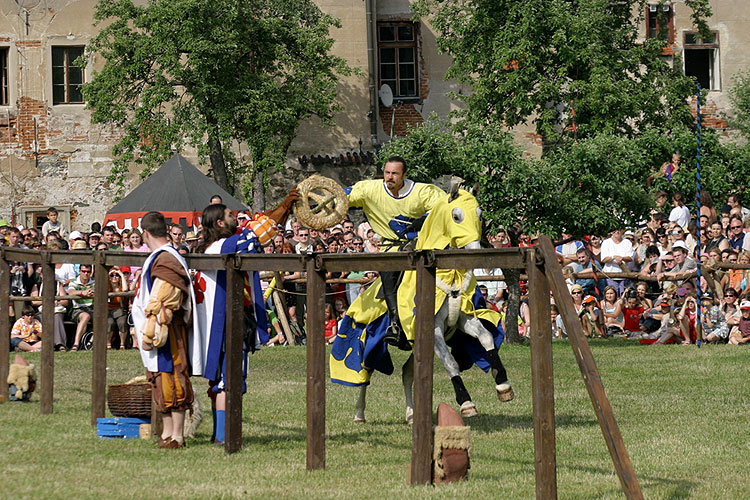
top-left (97, 417), bottom-right (150, 439)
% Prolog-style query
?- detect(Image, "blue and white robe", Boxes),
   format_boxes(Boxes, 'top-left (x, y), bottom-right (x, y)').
top-left (194, 228), bottom-right (269, 392)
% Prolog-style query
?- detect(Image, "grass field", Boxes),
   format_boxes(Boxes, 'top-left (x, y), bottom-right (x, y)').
top-left (1, 340), bottom-right (749, 500)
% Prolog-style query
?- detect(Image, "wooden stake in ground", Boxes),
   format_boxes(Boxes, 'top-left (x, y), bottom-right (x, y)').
top-left (272, 272), bottom-right (296, 346)
top-left (537, 235), bottom-right (643, 500)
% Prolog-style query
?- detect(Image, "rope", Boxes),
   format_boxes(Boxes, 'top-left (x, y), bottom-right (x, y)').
top-left (695, 84), bottom-right (704, 347)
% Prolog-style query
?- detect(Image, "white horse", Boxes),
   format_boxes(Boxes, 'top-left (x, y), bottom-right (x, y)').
top-left (330, 185), bottom-right (513, 423)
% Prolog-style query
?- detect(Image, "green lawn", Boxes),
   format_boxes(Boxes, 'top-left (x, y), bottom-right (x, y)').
top-left (1, 340), bottom-right (748, 499)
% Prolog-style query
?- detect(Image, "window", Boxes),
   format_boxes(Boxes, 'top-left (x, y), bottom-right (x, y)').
top-left (683, 32), bottom-right (720, 91)
top-left (0, 47), bottom-right (8, 106)
top-left (52, 46), bottom-right (84, 104)
top-left (647, 3), bottom-right (674, 43)
top-left (378, 22), bottom-right (418, 99)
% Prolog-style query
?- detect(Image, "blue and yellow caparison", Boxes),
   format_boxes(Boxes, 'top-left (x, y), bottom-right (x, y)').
top-left (330, 188), bottom-right (504, 386)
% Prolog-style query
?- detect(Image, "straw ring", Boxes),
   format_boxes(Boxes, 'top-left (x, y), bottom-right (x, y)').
top-left (293, 175), bottom-right (349, 230)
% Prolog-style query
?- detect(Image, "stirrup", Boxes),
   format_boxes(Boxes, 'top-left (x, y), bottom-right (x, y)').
top-left (384, 322), bottom-right (401, 345)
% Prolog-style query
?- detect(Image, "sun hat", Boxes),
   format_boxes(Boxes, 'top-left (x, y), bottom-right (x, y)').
top-left (672, 240), bottom-right (688, 251)
top-left (0, 219), bottom-right (10, 227)
top-left (71, 240), bottom-right (88, 250)
top-left (69, 230), bottom-right (84, 240)
top-left (185, 231), bottom-right (199, 242)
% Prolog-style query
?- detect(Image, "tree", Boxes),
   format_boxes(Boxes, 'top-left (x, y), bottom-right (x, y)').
top-left (414, 0), bottom-right (712, 146)
top-left (380, 117), bottom-right (657, 342)
top-left (83, 0), bottom-right (351, 208)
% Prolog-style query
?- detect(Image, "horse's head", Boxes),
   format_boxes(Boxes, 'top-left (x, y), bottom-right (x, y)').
top-left (417, 184), bottom-right (482, 251)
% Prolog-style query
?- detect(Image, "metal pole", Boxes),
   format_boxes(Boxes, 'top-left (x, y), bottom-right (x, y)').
top-left (695, 84), bottom-right (704, 346)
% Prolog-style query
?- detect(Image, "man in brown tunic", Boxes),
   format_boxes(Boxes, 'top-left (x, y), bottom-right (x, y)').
top-left (134, 211), bottom-right (199, 449)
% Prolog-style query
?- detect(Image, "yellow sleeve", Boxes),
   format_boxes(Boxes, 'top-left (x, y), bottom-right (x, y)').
top-left (143, 278), bottom-right (183, 320)
top-left (347, 180), bottom-right (372, 209)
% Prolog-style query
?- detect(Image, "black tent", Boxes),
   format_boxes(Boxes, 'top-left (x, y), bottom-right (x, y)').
top-left (103, 154), bottom-right (246, 229)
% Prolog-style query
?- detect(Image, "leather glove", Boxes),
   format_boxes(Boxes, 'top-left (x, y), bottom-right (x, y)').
top-left (265, 187), bottom-right (299, 226)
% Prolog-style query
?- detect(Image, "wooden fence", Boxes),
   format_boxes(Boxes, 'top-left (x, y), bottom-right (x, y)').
top-left (0, 237), bottom-right (648, 499)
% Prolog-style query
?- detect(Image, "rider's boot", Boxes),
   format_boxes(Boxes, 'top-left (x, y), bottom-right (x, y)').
top-left (381, 271), bottom-right (404, 347)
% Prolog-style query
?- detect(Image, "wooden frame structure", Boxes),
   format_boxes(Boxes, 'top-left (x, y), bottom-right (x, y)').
top-left (0, 236), bottom-right (644, 498)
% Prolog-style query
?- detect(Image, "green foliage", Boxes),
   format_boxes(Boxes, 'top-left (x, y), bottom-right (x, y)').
top-left (83, 0), bottom-right (352, 197)
top-left (380, 117), bottom-right (657, 237)
top-left (413, 0), bottom-right (712, 145)
top-left (727, 70), bottom-right (750, 141)
top-left (389, 0), bottom-right (718, 237)
top-left (649, 127), bottom-right (736, 207)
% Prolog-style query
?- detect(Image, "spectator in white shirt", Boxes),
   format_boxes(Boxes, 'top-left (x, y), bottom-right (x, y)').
top-left (668, 191), bottom-right (691, 229)
top-left (600, 229), bottom-right (634, 295)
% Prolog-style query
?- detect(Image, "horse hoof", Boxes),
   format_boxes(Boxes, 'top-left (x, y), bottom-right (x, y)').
top-left (496, 383), bottom-right (514, 402)
top-left (354, 416), bottom-right (366, 424)
top-left (460, 401), bottom-right (478, 418)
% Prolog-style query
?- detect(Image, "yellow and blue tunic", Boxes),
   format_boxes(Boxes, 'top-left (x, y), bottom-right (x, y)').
top-left (347, 179), bottom-right (446, 250)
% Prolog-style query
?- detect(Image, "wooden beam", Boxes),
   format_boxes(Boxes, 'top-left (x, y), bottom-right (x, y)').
top-left (410, 251), bottom-right (436, 485)
top-left (0, 249), bottom-right (10, 402)
top-left (306, 257), bottom-right (327, 471)
top-left (236, 254), bottom-right (306, 273)
top-left (224, 255), bottom-right (245, 454)
top-left (316, 252), bottom-right (415, 273)
top-left (431, 248), bottom-right (526, 270)
top-left (40, 253), bottom-right (56, 414)
top-left (537, 236), bottom-right (644, 500)
top-left (2, 248), bottom-right (43, 263)
top-left (526, 248), bottom-right (557, 499)
top-left (91, 252), bottom-right (109, 426)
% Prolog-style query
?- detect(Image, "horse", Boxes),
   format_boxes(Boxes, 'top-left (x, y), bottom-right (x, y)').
top-left (329, 184), bottom-right (514, 423)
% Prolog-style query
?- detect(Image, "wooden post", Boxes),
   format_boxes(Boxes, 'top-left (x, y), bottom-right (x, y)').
top-left (537, 236), bottom-right (644, 500)
top-left (306, 256), bottom-right (326, 471)
top-left (40, 252), bottom-right (56, 414)
top-left (410, 251), bottom-right (436, 485)
top-left (526, 248), bottom-right (557, 499)
top-left (151, 402), bottom-right (163, 438)
top-left (91, 252), bottom-right (108, 425)
top-left (272, 271), bottom-right (296, 346)
top-left (224, 255), bottom-right (245, 454)
top-left (0, 249), bottom-right (10, 402)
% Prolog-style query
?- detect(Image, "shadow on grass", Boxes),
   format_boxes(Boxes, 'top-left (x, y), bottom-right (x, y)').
top-left (238, 421), bottom-right (412, 450)
top-left (469, 412), bottom-right (597, 433)
top-left (498, 458), bottom-right (698, 499)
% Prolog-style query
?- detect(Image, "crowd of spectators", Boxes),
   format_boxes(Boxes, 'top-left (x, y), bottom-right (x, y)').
top-left (546, 190), bottom-right (750, 345)
top-left (2, 204), bottom-right (384, 351)
top-left (5, 188), bottom-right (750, 352)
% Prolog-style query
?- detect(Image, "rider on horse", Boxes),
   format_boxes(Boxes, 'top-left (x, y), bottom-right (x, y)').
top-left (346, 155), bottom-right (445, 348)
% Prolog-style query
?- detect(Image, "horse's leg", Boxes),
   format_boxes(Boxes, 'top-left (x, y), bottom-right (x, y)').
top-left (434, 307), bottom-right (478, 417)
top-left (458, 314), bottom-right (515, 402)
top-left (402, 353), bottom-right (414, 425)
top-left (354, 385), bottom-right (367, 424)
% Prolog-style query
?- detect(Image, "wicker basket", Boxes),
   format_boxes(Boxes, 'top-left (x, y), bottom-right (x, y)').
top-left (107, 383), bottom-right (152, 418)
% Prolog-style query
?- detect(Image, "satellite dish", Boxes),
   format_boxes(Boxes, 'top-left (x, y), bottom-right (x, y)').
top-left (379, 84), bottom-right (393, 107)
